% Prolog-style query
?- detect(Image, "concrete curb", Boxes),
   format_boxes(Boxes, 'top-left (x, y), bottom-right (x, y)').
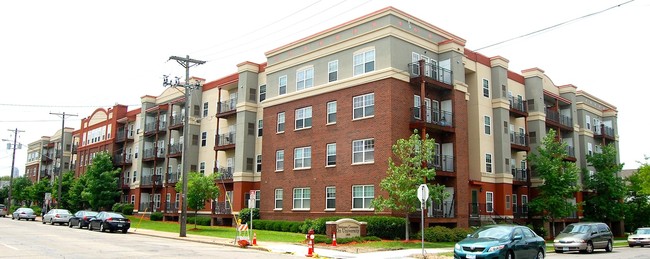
top-left (129, 229), bottom-right (273, 253)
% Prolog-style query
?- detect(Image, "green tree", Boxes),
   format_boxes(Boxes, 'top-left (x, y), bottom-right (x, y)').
top-left (51, 171), bottom-right (76, 209)
top-left (81, 152), bottom-right (121, 211)
top-left (11, 177), bottom-right (34, 206)
top-left (372, 130), bottom-right (446, 241)
top-left (176, 172), bottom-right (220, 229)
top-left (527, 129), bottom-right (580, 238)
top-left (67, 173), bottom-right (88, 211)
top-left (0, 185), bottom-right (8, 205)
top-left (624, 170), bottom-right (650, 232)
top-left (27, 179), bottom-right (52, 208)
top-left (636, 156), bottom-right (650, 195)
top-left (583, 144), bottom-right (626, 223)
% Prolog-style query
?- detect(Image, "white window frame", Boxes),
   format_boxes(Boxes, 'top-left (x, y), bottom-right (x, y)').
top-left (326, 143), bottom-right (336, 167)
top-left (353, 49), bottom-right (375, 76)
top-left (203, 102), bottom-right (209, 117)
top-left (352, 138), bottom-right (374, 164)
top-left (292, 187), bottom-right (311, 210)
top-left (294, 146), bottom-right (312, 169)
top-left (505, 195), bottom-right (511, 210)
top-left (259, 85), bottom-right (266, 102)
top-left (131, 195), bottom-right (135, 205)
top-left (588, 142), bottom-right (593, 156)
top-left (586, 114), bottom-right (591, 130)
top-left (154, 194), bottom-right (161, 209)
top-left (296, 67), bottom-right (314, 91)
top-left (353, 93), bottom-right (374, 119)
top-left (277, 112), bottom-right (285, 133)
top-left (328, 60), bottom-right (338, 82)
top-left (413, 95), bottom-right (421, 120)
top-left (486, 192), bottom-right (494, 212)
top-left (327, 101), bottom-right (337, 124)
top-left (482, 79), bottom-right (490, 98)
top-left (485, 153), bottom-right (493, 173)
top-left (274, 189), bottom-right (283, 210)
top-left (326, 186), bottom-right (336, 210)
top-left (256, 154), bottom-right (262, 173)
top-left (352, 185), bottom-right (374, 210)
top-left (295, 106), bottom-right (312, 130)
top-left (484, 116), bottom-right (491, 135)
top-left (199, 162), bottom-right (205, 175)
top-left (175, 193), bottom-right (180, 209)
top-left (257, 119), bottom-right (263, 137)
top-left (275, 150), bottom-right (284, 171)
top-left (278, 75), bottom-right (287, 95)
top-left (201, 131), bottom-right (207, 147)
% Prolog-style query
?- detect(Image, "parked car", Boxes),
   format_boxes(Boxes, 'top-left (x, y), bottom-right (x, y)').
top-left (11, 207), bottom-right (37, 221)
top-left (454, 224), bottom-right (546, 259)
top-left (43, 209), bottom-right (73, 225)
top-left (628, 227), bottom-right (650, 247)
top-left (553, 222), bottom-right (613, 254)
top-left (88, 211), bottom-right (131, 233)
top-left (68, 210), bottom-right (98, 229)
top-left (0, 204), bottom-right (7, 217)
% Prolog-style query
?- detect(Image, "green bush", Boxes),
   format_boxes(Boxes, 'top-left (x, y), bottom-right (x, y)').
top-left (239, 208), bottom-right (259, 225)
top-left (315, 236), bottom-right (381, 244)
top-left (418, 226), bottom-right (474, 242)
top-left (121, 204), bottom-right (134, 215)
top-left (30, 205), bottom-right (42, 216)
top-left (248, 219), bottom-right (304, 233)
top-left (355, 216), bottom-right (406, 240)
top-left (150, 212), bottom-right (163, 221)
top-left (112, 203), bottom-right (124, 213)
top-left (187, 216), bottom-right (211, 226)
top-left (528, 224), bottom-right (547, 238)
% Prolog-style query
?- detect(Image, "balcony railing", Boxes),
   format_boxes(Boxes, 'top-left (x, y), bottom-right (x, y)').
top-left (116, 130), bottom-right (127, 142)
top-left (427, 155), bottom-right (454, 172)
top-left (217, 100), bottom-right (236, 114)
top-left (168, 143), bottom-right (183, 156)
top-left (408, 61), bottom-right (453, 85)
top-left (545, 108), bottom-right (573, 128)
top-left (566, 146), bottom-right (575, 157)
top-left (113, 154), bottom-right (132, 165)
top-left (169, 115), bottom-right (184, 128)
top-left (509, 98), bottom-right (527, 113)
top-left (511, 168), bottom-right (528, 181)
top-left (165, 203), bottom-right (179, 213)
top-left (217, 132), bottom-right (236, 146)
top-left (212, 201), bottom-right (232, 215)
top-left (594, 124), bottom-right (615, 139)
top-left (158, 120), bottom-right (167, 131)
top-left (166, 172), bottom-right (179, 184)
top-left (144, 121), bottom-right (157, 134)
top-left (513, 204), bottom-right (529, 218)
top-left (143, 148), bottom-right (155, 160)
top-left (141, 173), bottom-right (163, 186)
top-left (139, 202), bottom-right (151, 212)
top-left (411, 107), bottom-right (453, 128)
top-left (427, 201), bottom-right (455, 218)
top-left (216, 167), bottom-right (234, 180)
top-left (510, 132), bottom-right (528, 147)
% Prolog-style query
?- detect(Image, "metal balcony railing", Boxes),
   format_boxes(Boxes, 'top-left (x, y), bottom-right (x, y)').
top-left (144, 121), bottom-right (157, 134)
top-left (217, 132), bottom-right (236, 146)
top-left (594, 124), bottom-right (615, 138)
top-left (566, 146), bottom-right (575, 157)
top-left (158, 120), bottom-right (167, 131)
top-left (166, 172), bottom-right (179, 184)
top-left (545, 108), bottom-right (573, 128)
top-left (143, 148), bottom-right (155, 160)
top-left (165, 203), bottom-right (179, 213)
top-left (217, 100), bottom-right (236, 114)
top-left (212, 201), bottom-right (232, 215)
top-left (509, 97), bottom-right (527, 113)
top-left (427, 155), bottom-right (454, 172)
top-left (510, 132), bottom-right (528, 146)
top-left (168, 143), bottom-right (183, 156)
top-left (170, 115), bottom-right (184, 128)
top-left (511, 168), bottom-right (528, 181)
top-left (427, 201), bottom-right (455, 218)
top-left (513, 204), bottom-right (529, 218)
top-left (411, 107), bottom-right (453, 127)
top-left (216, 167), bottom-right (234, 180)
top-left (407, 61), bottom-right (453, 85)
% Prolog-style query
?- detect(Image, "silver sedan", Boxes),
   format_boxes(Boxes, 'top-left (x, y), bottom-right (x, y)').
top-left (43, 209), bottom-right (72, 225)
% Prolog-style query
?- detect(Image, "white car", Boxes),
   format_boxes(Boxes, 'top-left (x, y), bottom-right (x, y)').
top-left (43, 209), bottom-right (72, 225)
top-left (628, 227), bottom-right (650, 247)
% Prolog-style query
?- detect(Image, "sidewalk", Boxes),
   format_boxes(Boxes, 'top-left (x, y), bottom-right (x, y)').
top-left (127, 227), bottom-right (453, 258)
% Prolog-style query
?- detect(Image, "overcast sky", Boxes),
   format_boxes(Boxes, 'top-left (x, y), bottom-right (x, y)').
top-left (1, 0), bottom-right (648, 177)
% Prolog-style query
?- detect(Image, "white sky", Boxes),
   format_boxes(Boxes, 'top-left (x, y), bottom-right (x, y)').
top-left (1, 0), bottom-right (648, 177)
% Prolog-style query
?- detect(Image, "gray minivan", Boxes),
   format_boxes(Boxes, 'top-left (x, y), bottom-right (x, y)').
top-left (0, 204), bottom-right (7, 217)
top-left (553, 222), bottom-right (613, 254)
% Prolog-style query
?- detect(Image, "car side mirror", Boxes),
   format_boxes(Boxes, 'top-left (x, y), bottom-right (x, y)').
top-left (467, 234), bottom-right (471, 237)
top-left (592, 231), bottom-right (598, 235)
top-left (513, 235), bottom-right (523, 241)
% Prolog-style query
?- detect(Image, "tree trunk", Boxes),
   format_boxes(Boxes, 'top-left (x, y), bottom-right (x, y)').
top-left (194, 210), bottom-right (198, 230)
top-left (405, 213), bottom-right (410, 241)
top-left (550, 218), bottom-right (556, 239)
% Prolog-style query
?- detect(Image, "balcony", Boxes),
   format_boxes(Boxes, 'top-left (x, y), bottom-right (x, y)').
top-left (168, 143), bottom-right (183, 157)
top-left (212, 201), bottom-right (232, 215)
top-left (169, 115), bottom-right (184, 129)
top-left (158, 120), bottom-right (167, 131)
top-left (71, 145), bottom-right (78, 154)
top-left (565, 146), bottom-right (577, 161)
top-left (116, 130), bottom-right (135, 143)
top-left (144, 121), bottom-right (158, 135)
top-left (409, 107), bottom-right (454, 133)
top-left (216, 100), bottom-right (236, 118)
top-left (140, 173), bottom-right (163, 187)
top-left (510, 132), bottom-right (529, 151)
top-left (427, 155), bottom-right (455, 175)
top-left (143, 148), bottom-right (156, 161)
top-left (40, 169), bottom-right (51, 178)
top-left (215, 167), bottom-right (234, 181)
top-left (408, 61), bottom-right (454, 91)
top-left (165, 203), bottom-right (179, 213)
top-left (215, 132), bottom-right (236, 151)
top-left (511, 168), bottom-right (528, 183)
top-left (121, 177), bottom-right (130, 189)
top-left (512, 204), bottom-right (529, 219)
top-left (139, 202), bottom-right (151, 212)
top-left (545, 108), bottom-right (573, 131)
top-left (166, 172), bottom-right (179, 184)
top-left (509, 98), bottom-right (528, 117)
top-left (113, 154), bottom-right (132, 166)
top-left (41, 155), bottom-right (53, 163)
top-left (427, 201), bottom-right (455, 218)
top-left (593, 124), bottom-right (615, 142)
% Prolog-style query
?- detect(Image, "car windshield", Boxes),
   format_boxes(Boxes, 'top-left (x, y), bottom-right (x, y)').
top-left (561, 224), bottom-right (591, 234)
top-left (86, 211), bottom-right (98, 216)
top-left (470, 226), bottom-right (512, 239)
top-left (635, 229), bottom-right (650, 235)
top-left (106, 213), bottom-right (124, 218)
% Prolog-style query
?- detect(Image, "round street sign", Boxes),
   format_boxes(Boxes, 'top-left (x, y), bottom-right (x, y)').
top-left (417, 184), bottom-right (429, 203)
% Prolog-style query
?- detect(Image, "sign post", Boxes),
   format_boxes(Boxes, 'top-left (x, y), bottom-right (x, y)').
top-left (417, 184), bottom-right (430, 257)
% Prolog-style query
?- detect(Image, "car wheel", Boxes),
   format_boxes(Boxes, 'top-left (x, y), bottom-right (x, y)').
top-left (605, 240), bottom-right (613, 252)
top-left (88, 223), bottom-right (93, 231)
top-left (78, 221), bottom-right (83, 229)
top-left (50, 219), bottom-right (53, 225)
top-left (642, 245), bottom-right (645, 247)
top-left (506, 250), bottom-right (514, 259)
top-left (42, 219), bottom-right (46, 224)
top-left (122, 229), bottom-right (128, 234)
top-left (100, 223), bottom-right (105, 232)
top-left (629, 244), bottom-right (634, 247)
top-left (585, 241), bottom-right (594, 254)
top-left (555, 249), bottom-right (564, 253)
top-left (535, 250), bottom-right (544, 259)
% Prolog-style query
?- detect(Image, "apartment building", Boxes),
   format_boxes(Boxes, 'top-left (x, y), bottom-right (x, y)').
top-left (24, 128), bottom-right (75, 183)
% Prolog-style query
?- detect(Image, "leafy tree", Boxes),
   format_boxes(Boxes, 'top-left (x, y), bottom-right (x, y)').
top-left (176, 172), bottom-right (220, 229)
top-left (51, 171), bottom-right (76, 209)
top-left (67, 173), bottom-right (88, 211)
top-left (11, 177), bottom-right (34, 206)
top-left (81, 152), bottom-right (121, 211)
top-left (372, 130), bottom-right (446, 241)
top-left (636, 156), bottom-right (650, 195)
top-left (582, 144), bottom-right (625, 223)
top-left (27, 179), bottom-right (52, 208)
top-left (527, 129), bottom-right (580, 238)
top-left (624, 170), bottom-right (650, 232)
top-left (0, 185), bottom-right (8, 205)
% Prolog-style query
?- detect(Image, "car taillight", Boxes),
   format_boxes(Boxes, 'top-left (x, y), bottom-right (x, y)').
top-left (55, 214), bottom-right (60, 218)
top-left (83, 216), bottom-right (87, 220)
top-left (107, 217), bottom-right (113, 221)
top-left (126, 219), bottom-right (131, 223)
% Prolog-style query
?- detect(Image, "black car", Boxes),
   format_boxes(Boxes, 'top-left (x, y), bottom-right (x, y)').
top-left (68, 210), bottom-right (98, 229)
top-left (88, 211), bottom-right (131, 233)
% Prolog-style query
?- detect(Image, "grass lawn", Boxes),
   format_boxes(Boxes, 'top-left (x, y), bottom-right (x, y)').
top-left (349, 240), bottom-right (455, 249)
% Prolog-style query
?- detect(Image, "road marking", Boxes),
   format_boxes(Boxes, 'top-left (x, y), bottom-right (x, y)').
top-left (1, 243), bottom-right (19, 250)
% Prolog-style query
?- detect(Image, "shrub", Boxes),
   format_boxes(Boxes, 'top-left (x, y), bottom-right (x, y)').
top-left (239, 208), bottom-right (259, 225)
top-left (528, 224), bottom-right (547, 238)
top-left (355, 216), bottom-right (406, 240)
top-left (150, 212), bottom-right (163, 221)
top-left (418, 226), bottom-right (474, 242)
top-left (30, 205), bottom-right (42, 216)
top-left (187, 216), bottom-right (211, 226)
top-left (121, 204), bottom-right (134, 215)
top-left (451, 227), bottom-right (474, 242)
top-left (112, 203), bottom-right (124, 213)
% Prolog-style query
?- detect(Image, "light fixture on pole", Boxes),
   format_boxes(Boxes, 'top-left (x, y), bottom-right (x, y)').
top-left (3, 128), bottom-right (24, 207)
top-left (163, 55), bottom-right (205, 238)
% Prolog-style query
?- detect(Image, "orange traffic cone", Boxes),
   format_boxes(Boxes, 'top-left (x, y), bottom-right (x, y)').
top-left (253, 232), bottom-right (257, 245)
top-left (332, 232), bottom-right (337, 247)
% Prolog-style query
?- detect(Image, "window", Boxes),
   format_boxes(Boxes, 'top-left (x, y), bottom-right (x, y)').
top-left (131, 195), bottom-right (135, 205)
top-left (521, 195), bottom-right (528, 213)
top-left (166, 193), bottom-right (171, 208)
top-left (193, 105), bottom-right (200, 116)
top-left (293, 188), bottom-right (311, 209)
top-left (486, 191), bottom-right (494, 212)
top-left (353, 93), bottom-right (374, 119)
top-left (274, 189), bottom-right (283, 209)
top-left (586, 115), bottom-right (591, 130)
top-left (327, 101), bottom-right (337, 124)
top-left (277, 112), bottom-right (285, 133)
top-left (203, 102), bottom-right (209, 117)
top-left (133, 170), bottom-right (137, 183)
top-left (353, 49), bottom-right (375, 76)
top-left (256, 154), bottom-right (262, 172)
top-left (201, 132), bottom-right (207, 147)
top-left (192, 134), bottom-right (199, 146)
top-left (328, 60), bottom-right (338, 82)
top-left (259, 85), bottom-right (266, 102)
top-left (326, 186), bottom-right (336, 210)
top-left (485, 153), bottom-right (492, 173)
top-left (249, 88), bottom-right (257, 102)
top-left (175, 193), bottom-right (180, 209)
top-left (326, 143), bottom-right (336, 166)
top-left (588, 143), bottom-right (593, 156)
top-left (294, 147), bottom-right (312, 169)
top-left (296, 67), bottom-right (314, 91)
top-left (352, 185), bottom-right (374, 209)
top-left (154, 194), bottom-right (161, 209)
top-left (352, 139), bottom-right (374, 164)
top-left (247, 122), bottom-right (255, 136)
top-left (279, 75), bottom-right (287, 95)
top-left (506, 195), bottom-right (511, 209)
top-left (482, 79), bottom-right (490, 98)
top-left (275, 150), bottom-right (284, 171)
top-left (199, 162), bottom-right (205, 175)
top-left (257, 119), bottom-right (263, 137)
top-left (413, 95), bottom-right (421, 119)
top-left (246, 157), bottom-right (254, 171)
top-left (295, 107), bottom-right (313, 130)
top-left (484, 116), bottom-right (491, 135)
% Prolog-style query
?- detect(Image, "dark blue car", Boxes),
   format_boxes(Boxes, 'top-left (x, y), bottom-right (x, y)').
top-left (454, 225), bottom-right (545, 259)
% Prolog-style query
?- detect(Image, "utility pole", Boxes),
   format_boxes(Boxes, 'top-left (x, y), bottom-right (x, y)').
top-left (3, 128), bottom-right (24, 207)
top-left (50, 112), bottom-right (77, 209)
top-left (164, 55), bottom-right (205, 237)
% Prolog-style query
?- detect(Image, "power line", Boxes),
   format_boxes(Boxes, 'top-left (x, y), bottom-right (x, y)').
top-left (0, 103), bottom-right (140, 108)
top-left (475, 0), bottom-right (635, 51)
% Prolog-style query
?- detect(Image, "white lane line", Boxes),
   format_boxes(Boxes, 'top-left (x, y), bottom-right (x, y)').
top-left (1, 243), bottom-right (19, 250)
